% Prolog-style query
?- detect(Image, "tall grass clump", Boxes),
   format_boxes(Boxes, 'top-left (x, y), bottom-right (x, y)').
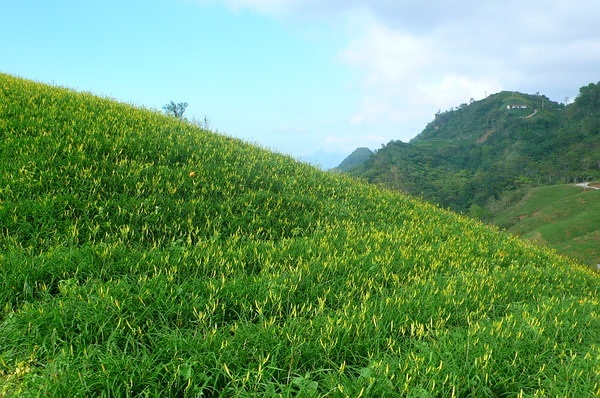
top-left (1, 73), bottom-right (599, 396)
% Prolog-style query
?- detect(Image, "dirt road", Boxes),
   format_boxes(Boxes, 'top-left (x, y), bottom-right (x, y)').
top-left (575, 182), bottom-right (600, 190)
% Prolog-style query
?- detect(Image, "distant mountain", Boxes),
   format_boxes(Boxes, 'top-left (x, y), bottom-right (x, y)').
top-left (299, 149), bottom-right (348, 170)
top-left (346, 83), bottom-right (600, 214)
top-left (332, 147), bottom-right (374, 172)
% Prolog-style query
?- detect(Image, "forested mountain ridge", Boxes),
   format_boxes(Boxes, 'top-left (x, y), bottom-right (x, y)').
top-left (346, 83), bottom-right (600, 214)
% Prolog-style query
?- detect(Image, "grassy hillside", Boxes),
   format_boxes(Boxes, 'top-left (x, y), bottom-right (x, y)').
top-left (491, 183), bottom-right (600, 268)
top-left (1, 74), bottom-right (599, 396)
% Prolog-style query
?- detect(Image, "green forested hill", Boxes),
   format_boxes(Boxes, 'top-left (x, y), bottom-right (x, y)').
top-left (1, 74), bottom-right (599, 396)
top-left (348, 85), bottom-right (600, 214)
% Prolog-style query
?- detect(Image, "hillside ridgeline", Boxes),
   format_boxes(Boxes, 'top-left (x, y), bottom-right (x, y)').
top-left (346, 85), bottom-right (600, 214)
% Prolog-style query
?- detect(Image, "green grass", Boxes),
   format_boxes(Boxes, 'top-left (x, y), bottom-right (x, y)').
top-left (492, 184), bottom-right (600, 267)
top-left (1, 73), bottom-right (599, 396)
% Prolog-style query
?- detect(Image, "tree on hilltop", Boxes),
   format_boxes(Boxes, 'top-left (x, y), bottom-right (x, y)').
top-left (162, 101), bottom-right (188, 119)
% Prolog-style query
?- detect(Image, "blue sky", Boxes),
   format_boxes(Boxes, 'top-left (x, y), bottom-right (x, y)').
top-left (2, 1), bottom-right (600, 168)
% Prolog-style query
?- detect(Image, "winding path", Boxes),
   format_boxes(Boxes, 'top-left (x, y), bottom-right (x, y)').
top-left (575, 182), bottom-right (600, 190)
top-left (525, 109), bottom-right (538, 119)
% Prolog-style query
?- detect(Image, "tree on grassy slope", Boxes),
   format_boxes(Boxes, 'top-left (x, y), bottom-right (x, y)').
top-left (163, 101), bottom-right (188, 119)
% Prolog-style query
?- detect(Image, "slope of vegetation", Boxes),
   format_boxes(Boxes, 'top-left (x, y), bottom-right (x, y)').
top-left (490, 183), bottom-right (600, 267)
top-left (348, 86), bottom-right (600, 214)
top-left (1, 74), bottom-right (599, 396)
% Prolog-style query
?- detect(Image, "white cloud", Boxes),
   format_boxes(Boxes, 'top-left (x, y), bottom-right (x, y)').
top-left (350, 96), bottom-right (399, 125)
top-left (336, 10), bottom-right (505, 138)
top-left (417, 75), bottom-right (504, 109)
top-left (334, 1), bottom-right (600, 141)
top-left (197, 0), bottom-right (600, 149)
top-left (339, 15), bottom-right (433, 85)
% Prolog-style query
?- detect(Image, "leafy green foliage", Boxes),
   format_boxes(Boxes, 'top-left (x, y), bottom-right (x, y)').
top-left (1, 74), bottom-right (599, 396)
